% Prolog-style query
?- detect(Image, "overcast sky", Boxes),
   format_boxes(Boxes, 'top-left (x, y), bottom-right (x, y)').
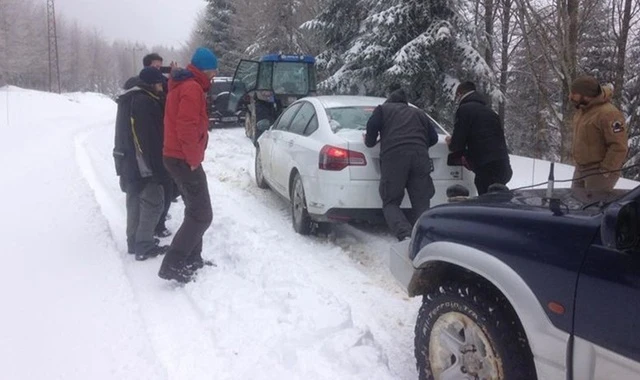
top-left (56, 0), bottom-right (206, 48)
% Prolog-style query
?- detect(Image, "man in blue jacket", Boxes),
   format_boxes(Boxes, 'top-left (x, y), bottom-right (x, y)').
top-left (365, 85), bottom-right (438, 241)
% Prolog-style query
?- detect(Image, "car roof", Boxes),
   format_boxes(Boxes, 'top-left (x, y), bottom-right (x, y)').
top-left (307, 95), bottom-right (450, 135)
top-left (260, 54), bottom-right (315, 64)
top-left (313, 95), bottom-right (386, 109)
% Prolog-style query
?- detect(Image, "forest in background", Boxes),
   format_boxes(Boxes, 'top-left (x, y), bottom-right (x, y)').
top-left (3, 0), bottom-right (640, 176)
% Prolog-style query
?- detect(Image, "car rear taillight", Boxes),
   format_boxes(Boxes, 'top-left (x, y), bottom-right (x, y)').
top-left (319, 145), bottom-right (367, 171)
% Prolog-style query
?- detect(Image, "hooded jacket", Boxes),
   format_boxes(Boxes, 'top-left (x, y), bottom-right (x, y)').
top-left (571, 93), bottom-right (627, 171)
top-left (449, 91), bottom-right (510, 169)
top-left (365, 89), bottom-right (438, 157)
top-left (113, 78), bottom-right (167, 183)
top-left (163, 64), bottom-right (212, 167)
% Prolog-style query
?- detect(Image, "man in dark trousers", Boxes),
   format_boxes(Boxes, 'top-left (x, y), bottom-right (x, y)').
top-left (124, 53), bottom-right (176, 238)
top-left (446, 81), bottom-right (512, 195)
top-left (158, 47), bottom-right (218, 283)
top-left (365, 85), bottom-right (439, 241)
top-left (113, 67), bottom-right (169, 260)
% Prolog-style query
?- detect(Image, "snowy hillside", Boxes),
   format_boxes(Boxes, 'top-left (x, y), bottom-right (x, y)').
top-left (0, 86), bottom-right (636, 380)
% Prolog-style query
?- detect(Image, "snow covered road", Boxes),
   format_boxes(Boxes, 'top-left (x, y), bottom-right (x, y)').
top-left (79, 112), bottom-right (422, 380)
top-left (1, 87), bottom-right (421, 379)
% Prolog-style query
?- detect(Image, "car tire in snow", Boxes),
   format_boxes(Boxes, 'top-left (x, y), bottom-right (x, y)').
top-left (291, 172), bottom-right (313, 235)
top-left (255, 147), bottom-right (268, 189)
top-left (414, 281), bottom-right (537, 380)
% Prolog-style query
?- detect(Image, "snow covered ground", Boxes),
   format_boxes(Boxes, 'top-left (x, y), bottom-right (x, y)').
top-left (0, 86), bottom-right (637, 380)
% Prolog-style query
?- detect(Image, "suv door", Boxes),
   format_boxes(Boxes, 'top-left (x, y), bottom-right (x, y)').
top-left (228, 60), bottom-right (259, 113)
top-left (573, 206), bottom-right (640, 379)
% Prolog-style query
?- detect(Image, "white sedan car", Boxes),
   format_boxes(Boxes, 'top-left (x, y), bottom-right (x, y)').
top-left (254, 95), bottom-right (476, 234)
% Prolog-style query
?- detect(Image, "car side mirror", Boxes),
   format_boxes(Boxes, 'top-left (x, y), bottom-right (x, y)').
top-left (601, 200), bottom-right (640, 251)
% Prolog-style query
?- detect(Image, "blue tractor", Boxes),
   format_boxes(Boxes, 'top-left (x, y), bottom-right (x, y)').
top-left (227, 54), bottom-right (317, 142)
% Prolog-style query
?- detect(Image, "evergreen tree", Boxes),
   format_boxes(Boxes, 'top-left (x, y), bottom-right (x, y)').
top-left (302, 0), bottom-right (367, 86)
top-left (313, 0), bottom-right (496, 126)
top-left (200, 0), bottom-right (237, 74)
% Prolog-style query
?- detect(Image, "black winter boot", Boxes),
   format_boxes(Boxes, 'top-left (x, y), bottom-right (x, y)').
top-left (129, 238), bottom-right (161, 254)
top-left (185, 252), bottom-right (215, 271)
top-left (158, 254), bottom-right (194, 283)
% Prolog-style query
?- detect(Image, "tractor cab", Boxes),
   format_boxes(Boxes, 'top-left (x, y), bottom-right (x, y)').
top-left (227, 54), bottom-right (316, 141)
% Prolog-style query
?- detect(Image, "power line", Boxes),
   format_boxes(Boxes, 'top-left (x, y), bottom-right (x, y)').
top-left (47, 0), bottom-right (61, 93)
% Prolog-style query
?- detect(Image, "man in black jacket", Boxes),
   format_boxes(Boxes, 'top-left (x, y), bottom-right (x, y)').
top-left (113, 67), bottom-right (169, 260)
top-left (365, 85), bottom-right (439, 241)
top-left (123, 54), bottom-right (176, 239)
top-left (447, 81), bottom-right (512, 195)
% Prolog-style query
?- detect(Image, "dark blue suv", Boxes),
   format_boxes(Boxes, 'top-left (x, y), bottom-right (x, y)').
top-left (390, 185), bottom-right (640, 380)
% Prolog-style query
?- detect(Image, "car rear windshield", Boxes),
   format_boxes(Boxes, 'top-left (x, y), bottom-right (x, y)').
top-left (326, 106), bottom-right (377, 132)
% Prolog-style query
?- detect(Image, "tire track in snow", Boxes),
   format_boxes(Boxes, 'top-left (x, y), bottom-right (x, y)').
top-left (206, 128), bottom-right (411, 293)
top-left (79, 122), bottom-right (418, 379)
top-left (74, 130), bottom-right (225, 380)
top-left (201, 128), bottom-right (420, 379)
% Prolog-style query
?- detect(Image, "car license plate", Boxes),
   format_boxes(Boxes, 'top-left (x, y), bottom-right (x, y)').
top-left (221, 116), bottom-right (238, 122)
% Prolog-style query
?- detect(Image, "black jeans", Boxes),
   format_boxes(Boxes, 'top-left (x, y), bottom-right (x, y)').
top-left (160, 157), bottom-right (213, 268)
top-left (473, 159), bottom-right (513, 195)
top-left (379, 147), bottom-right (435, 241)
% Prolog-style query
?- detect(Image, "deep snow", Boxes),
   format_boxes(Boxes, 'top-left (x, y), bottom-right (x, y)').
top-left (1, 86), bottom-right (637, 380)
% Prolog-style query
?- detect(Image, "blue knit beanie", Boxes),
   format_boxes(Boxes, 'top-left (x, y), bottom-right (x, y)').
top-left (191, 47), bottom-right (218, 71)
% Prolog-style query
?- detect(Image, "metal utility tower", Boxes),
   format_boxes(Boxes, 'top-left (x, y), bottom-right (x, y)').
top-left (47, 0), bottom-right (61, 93)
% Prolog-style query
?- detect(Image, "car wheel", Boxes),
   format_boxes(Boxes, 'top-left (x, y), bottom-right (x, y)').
top-left (415, 281), bottom-right (537, 380)
top-left (291, 173), bottom-right (313, 235)
top-left (255, 147), bottom-right (268, 189)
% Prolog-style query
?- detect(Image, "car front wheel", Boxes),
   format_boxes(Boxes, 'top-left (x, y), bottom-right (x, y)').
top-left (255, 148), bottom-right (268, 189)
top-left (291, 173), bottom-right (313, 235)
top-left (415, 281), bottom-right (537, 380)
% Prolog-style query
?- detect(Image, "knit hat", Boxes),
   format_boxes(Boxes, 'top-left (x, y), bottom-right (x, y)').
top-left (191, 47), bottom-right (218, 71)
top-left (139, 67), bottom-right (164, 85)
top-left (571, 76), bottom-right (601, 97)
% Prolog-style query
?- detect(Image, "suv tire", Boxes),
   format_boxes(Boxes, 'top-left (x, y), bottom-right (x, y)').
top-left (415, 281), bottom-right (537, 380)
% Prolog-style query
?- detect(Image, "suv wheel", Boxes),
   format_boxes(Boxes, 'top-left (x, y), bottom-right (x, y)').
top-left (415, 282), bottom-right (537, 380)
top-left (255, 148), bottom-right (268, 189)
top-left (291, 173), bottom-right (313, 235)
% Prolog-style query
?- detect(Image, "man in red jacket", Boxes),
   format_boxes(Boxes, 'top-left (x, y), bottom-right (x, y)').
top-left (158, 47), bottom-right (218, 283)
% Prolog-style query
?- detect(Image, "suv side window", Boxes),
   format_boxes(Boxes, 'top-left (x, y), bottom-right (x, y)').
top-left (288, 102), bottom-right (316, 135)
top-left (273, 103), bottom-right (302, 131)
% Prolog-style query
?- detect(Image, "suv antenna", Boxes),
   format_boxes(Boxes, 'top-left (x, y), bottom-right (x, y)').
top-left (546, 161), bottom-right (555, 199)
